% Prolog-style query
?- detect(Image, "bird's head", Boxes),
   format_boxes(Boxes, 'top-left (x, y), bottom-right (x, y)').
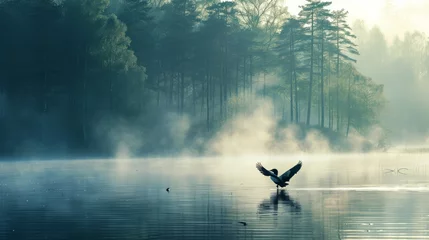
top-left (270, 169), bottom-right (278, 175)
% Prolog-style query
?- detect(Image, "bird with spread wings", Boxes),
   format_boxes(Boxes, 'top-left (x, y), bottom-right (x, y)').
top-left (256, 161), bottom-right (302, 189)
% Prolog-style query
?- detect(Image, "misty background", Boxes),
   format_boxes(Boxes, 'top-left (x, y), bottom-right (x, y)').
top-left (291, 0), bottom-right (429, 144)
top-left (0, 0), bottom-right (427, 158)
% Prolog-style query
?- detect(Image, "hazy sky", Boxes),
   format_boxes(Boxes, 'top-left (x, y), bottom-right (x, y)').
top-left (285, 0), bottom-right (429, 43)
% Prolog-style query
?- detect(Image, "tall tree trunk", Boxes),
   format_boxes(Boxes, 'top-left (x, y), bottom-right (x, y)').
top-left (290, 71), bottom-right (294, 123)
top-left (220, 63), bottom-right (223, 121)
top-left (336, 20), bottom-right (341, 132)
top-left (306, 11), bottom-right (314, 126)
top-left (156, 74), bottom-right (160, 107)
top-left (320, 32), bottom-right (325, 128)
top-left (42, 55), bottom-right (48, 113)
top-left (109, 74), bottom-right (113, 112)
top-left (250, 55), bottom-right (253, 98)
top-left (336, 63), bottom-right (340, 132)
top-left (243, 57), bottom-right (246, 97)
top-left (294, 69), bottom-right (299, 123)
top-left (223, 64), bottom-right (228, 119)
top-left (169, 71), bottom-right (173, 107)
top-left (140, 76), bottom-right (144, 112)
top-left (180, 71), bottom-right (185, 114)
top-left (224, 37), bottom-right (229, 112)
top-left (82, 52), bottom-right (88, 148)
top-left (176, 72), bottom-right (180, 112)
top-left (157, 60), bottom-right (161, 107)
top-left (235, 58), bottom-right (239, 97)
top-left (42, 70), bottom-right (48, 113)
top-left (210, 72), bottom-right (215, 128)
top-left (163, 72), bottom-right (168, 107)
top-left (206, 61), bottom-right (210, 132)
top-left (192, 74), bottom-right (196, 116)
top-left (346, 72), bottom-right (353, 137)
top-left (289, 33), bottom-right (294, 123)
top-left (281, 99), bottom-right (286, 121)
top-left (263, 54), bottom-right (266, 98)
top-left (327, 55), bottom-right (331, 129)
top-left (201, 74), bottom-right (205, 116)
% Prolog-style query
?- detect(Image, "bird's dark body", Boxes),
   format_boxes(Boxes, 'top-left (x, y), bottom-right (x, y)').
top-left (256, 161), bottom-right (302, 189)
top-left (270, 177), bottom-right (288, 187)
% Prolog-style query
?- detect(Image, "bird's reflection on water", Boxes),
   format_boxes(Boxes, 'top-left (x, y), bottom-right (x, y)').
top-left (257, 189), bottom-right (301, 215)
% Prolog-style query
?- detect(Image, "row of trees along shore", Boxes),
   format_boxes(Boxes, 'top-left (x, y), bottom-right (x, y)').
top-left (0, 0), bottom-right (385, 156)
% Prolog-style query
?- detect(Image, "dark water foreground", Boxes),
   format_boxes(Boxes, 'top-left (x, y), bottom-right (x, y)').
top-left (1, 153), bottom-right (429, 240)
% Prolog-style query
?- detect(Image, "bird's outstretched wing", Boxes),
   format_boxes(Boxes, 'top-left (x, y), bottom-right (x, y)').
top-left (279, 160), bottom-right (302, 182)
top-left (256, 162), bottom-right (275, 177)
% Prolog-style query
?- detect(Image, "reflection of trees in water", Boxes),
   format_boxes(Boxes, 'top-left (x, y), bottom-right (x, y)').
top-left (257, 190), bottom-right (301, 215)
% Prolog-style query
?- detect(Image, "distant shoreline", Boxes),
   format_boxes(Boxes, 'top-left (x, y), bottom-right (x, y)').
top-left (3, 146), bottom-right (429, 162)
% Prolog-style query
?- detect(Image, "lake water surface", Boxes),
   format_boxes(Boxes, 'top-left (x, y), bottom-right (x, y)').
top-left (1, 153), bottom-right (429, 239)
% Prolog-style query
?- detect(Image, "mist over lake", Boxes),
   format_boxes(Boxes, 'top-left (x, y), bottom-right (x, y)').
top-left (1, 153), bottom-right (429, 240)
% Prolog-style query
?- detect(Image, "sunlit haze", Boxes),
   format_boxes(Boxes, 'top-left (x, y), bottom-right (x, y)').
top-left (286, 0), bottom-right (429, 43)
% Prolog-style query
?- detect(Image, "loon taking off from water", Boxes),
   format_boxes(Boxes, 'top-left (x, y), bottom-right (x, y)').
top-left (256, 161), bottom-right (302, 189)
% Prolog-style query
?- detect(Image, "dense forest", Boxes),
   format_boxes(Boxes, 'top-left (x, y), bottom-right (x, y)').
top-left (0, 0), bottom-right (387, 158)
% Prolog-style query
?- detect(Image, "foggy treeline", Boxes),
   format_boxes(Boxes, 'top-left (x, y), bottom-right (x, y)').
top-left (352, 21), bottom-right (429, 144)
top-left (0, 0), bottom-right (387, 157)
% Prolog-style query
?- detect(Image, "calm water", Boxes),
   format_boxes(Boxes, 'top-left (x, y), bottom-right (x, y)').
top-left (1, 153), bottom-right (429, 240)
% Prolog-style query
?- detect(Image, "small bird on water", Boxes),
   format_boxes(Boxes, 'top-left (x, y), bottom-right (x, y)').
top-left (166, 187), bottom-right (170, 193)
top-left (256, 160), bottom-right (302, 189)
